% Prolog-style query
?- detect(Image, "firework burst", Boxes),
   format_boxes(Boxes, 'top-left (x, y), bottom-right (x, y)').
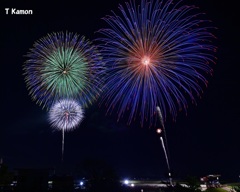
top-left (23, 31), bottom-right (104, 108)
top-left (48, 99), bottom-right (84, 161)
top-left (98, 0), bottom-right (217, 126)
top-left (48, 99), bottom-right (84, 131)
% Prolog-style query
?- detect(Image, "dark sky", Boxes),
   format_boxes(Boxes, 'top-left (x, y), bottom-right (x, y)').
top-left (1, 0), bottom-right (239, 182)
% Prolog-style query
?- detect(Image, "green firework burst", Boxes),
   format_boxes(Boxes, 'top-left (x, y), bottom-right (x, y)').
top-left (23, 32), bottom-right (104, 108)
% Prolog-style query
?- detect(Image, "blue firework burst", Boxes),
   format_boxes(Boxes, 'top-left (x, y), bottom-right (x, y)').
top-left (98, 0), bottom-right (217, 126)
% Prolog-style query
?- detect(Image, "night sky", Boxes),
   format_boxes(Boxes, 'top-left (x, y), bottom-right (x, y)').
top-left (1, 0), bottom-right (239, 182)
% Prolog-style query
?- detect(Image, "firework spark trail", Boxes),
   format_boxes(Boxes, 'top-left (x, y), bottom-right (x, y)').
top-left (156, 106), bottom-right (164, 130)
top-left (62, 125), bottom-right (65, 162)
top-left (98, 0), bottom-right (217, 127)
top-left (61, 114), bottom-right (68, 162)
top-left (156, 106), bottom-right (169, 156)
top-left (160, 136), bottom-right (171, 174)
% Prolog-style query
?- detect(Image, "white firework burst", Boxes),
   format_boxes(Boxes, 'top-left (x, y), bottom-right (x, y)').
top-left (49, 99), bottom-right (84, 131)
top-left (48, 99), bottom-right (84, 161)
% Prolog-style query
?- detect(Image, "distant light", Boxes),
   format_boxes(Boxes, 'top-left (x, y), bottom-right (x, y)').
top-left (80, 181), bottom-right (84, 186)
top-left (48, 181), bottom-right (53, 184)
top-left (124, 179), bottom-right (129, 185)
top-left (131, 183), bottom-right (135, 187)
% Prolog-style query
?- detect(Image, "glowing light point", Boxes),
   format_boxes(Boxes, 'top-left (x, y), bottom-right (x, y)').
top-left (142, 56), bottom-right (150, 65)
top-left (156, 128), bottom-right (162, 134)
